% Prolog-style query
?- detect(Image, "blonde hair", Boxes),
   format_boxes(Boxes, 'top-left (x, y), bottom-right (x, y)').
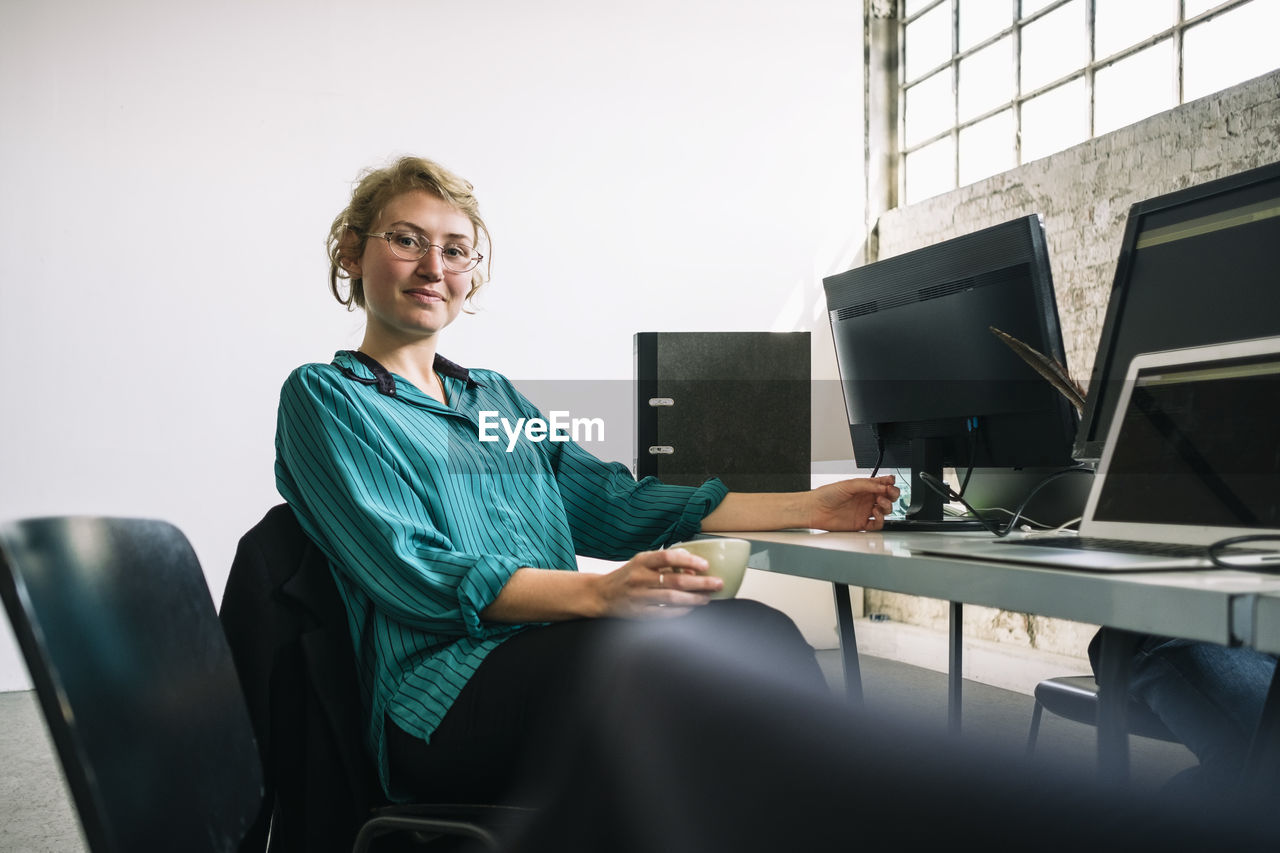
top-left (327, 156), bottom-right (492, 310)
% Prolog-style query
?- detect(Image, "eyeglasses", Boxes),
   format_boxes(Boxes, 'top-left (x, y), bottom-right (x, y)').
top-left (364, 231), bottom-right (483, 273)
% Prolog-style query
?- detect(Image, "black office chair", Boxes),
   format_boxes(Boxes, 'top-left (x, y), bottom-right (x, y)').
top-left (0, 516), bottom-right (265, 852)
top-left (1026, 674), bottom-right (1180, 757)
top-left (0, 515), bottom-right (520, 853)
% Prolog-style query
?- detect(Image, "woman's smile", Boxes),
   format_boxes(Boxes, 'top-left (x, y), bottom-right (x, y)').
top-left (404, 286), bottom-right (445, 304)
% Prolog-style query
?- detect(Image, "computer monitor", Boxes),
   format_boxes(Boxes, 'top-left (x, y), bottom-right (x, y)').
top-left (823, 214), bottom-right (1078, 527)
top-left (1075, 159), bottom-right (1280, 460)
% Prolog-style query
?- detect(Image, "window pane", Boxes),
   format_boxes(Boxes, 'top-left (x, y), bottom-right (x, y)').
top-left (1020, 0), bottom-right (1061, 19)
top-left (1094, 39), bottom-right (1175, 134)
top-left (1184, 1), bottom-right (1280, 102)
top-left (1020, 0), bottom-right (1085, 93)
top-left (1095, 0), bottom-right (1176, 60)
top-left (1183, 0), bottom-right (1225, 18)
top-left (905, 136), bottom-right (956, 205)
top-left (905, 0), bottom-right (942, 18)
top-left (959, 0), bottom-right (1011, 51)
top-left (959, 36), bottom-right (1013, 121)
top-left (904, 69), bottom-right (955, 148)
top-left (905, 1), bottom-right (953, 82)
top-left (959, 110), bottom-right (1015, 185)
top-left (1020, 77), bottom-right (1088, 162)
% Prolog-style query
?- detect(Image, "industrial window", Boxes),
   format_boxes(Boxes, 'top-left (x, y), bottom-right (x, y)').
top-left (895, 0), bottom-right (1280, 205)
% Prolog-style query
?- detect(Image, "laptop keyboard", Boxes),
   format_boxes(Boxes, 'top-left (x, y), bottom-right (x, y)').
top-left (1019, 537), bottom-right (1208, 558)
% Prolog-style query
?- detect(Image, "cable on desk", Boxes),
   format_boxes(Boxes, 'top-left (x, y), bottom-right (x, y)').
top-left (1207, 535), bottom-right (1280, 570)
top-left (870, 432), bottom-right (885, 478)
top-left (966, 505), bottom-right (1062, 531)
top-left (918, 465), bottom-right (1094, 537)
top-left (957, 417), bottom-right (979, 498)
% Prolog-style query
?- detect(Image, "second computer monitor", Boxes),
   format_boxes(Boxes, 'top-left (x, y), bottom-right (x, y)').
top-left (1074, 159), bottom-right (1280, 460)
top-left (823, 214), bottom-right (1078, 526)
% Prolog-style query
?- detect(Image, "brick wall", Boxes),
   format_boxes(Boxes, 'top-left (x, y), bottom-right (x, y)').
top-left (866, 68), bottom-right (1280, 658)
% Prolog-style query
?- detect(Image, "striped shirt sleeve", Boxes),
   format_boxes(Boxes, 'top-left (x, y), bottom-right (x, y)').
top-left (500, 381), bottom-right (730, 560)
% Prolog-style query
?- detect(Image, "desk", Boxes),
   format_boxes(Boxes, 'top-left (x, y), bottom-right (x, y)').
top-left (709, 528), bottom-right (1280, 782)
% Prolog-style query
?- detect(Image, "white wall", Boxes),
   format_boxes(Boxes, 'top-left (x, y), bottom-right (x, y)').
top-left (0, 0), bottom-right (865, 689)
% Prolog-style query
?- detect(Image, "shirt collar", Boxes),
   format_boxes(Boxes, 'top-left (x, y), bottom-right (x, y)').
top-left (332, 350), bottom-right (484, 399)
top-left (432, 352), bottom-right (481, 387)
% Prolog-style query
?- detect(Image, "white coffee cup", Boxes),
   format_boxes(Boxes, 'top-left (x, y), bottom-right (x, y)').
top-left (668, 538), bottom-right (751, 600)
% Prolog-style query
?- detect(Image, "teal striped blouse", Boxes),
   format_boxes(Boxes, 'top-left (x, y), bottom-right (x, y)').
top-left (275, 350), bottom-right (728, 797)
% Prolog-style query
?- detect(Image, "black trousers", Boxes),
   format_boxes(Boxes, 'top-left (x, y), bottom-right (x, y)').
top-left (387, 598), bottom-right (823, 804)
top-left (505, 610), bottom-right (1280, 853)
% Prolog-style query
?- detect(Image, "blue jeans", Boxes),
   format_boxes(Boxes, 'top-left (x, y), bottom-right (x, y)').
top-left (1092, 630), bottom-right (1278, 788)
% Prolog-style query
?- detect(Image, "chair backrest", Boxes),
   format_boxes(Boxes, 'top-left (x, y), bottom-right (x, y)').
top-left (220, 503), bottom-right (386, 853)
top-left (0, 516), bottom-right (265, 853)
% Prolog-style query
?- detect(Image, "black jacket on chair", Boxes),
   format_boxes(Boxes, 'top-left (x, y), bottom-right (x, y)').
top-left (220, 504), bottom-right (383, 853)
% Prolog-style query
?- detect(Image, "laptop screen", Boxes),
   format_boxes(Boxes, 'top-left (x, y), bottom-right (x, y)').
top-left (1091, 353), bottom-right (1280, 529)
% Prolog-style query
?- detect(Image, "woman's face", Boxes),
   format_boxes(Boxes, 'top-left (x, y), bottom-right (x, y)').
top-left (348, 190), bottom-right (477, 347)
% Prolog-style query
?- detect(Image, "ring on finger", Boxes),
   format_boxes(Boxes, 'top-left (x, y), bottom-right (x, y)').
top-left (658, 572), bottom-right (665, 586)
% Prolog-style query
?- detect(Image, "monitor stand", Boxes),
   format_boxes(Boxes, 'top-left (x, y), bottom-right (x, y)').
top-left (880, 517), bottom-right (985, 532)
top-left (879, 437), bottom-right (986, 532)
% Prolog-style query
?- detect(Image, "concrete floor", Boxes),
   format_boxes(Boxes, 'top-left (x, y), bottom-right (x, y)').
top-left (0, 650), bottom-right (1196, 852)
top-left (0, 690), bottom-right (84, 852)
top-left (824, 650), bottom-right (1196, 790)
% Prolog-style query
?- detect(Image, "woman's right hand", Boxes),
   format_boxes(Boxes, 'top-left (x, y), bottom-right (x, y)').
top-left (595, 549), bottom-right (723, 619)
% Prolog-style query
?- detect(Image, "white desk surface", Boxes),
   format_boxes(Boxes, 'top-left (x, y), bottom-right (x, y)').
top-left (708, 529), bottom-right (1280, 647)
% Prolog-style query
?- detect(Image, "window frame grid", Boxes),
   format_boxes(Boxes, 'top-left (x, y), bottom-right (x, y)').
top-left (897, 0), bottom-right (1254, 203)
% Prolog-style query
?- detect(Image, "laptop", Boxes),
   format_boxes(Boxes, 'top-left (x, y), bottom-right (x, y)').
top-left (918, 336), bottom-right (1280, 571)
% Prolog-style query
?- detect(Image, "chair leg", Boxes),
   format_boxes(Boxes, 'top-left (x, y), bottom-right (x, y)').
top-left (1026, 701), bottom-right (1044, 757)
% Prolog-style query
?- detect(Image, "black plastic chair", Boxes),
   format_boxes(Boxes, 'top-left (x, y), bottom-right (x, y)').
top-left (0, 515), bottom-right (521, 853)
top-left (0, 516), bottom-right (265, 852)
top-left (1026, 674), bottom-right (1180, 757)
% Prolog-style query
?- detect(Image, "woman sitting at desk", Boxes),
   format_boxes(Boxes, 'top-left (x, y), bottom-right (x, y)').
top-left (273, 155), bottom-right (899, 804)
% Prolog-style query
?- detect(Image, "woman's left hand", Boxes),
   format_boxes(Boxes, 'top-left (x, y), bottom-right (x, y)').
top-left (806, 475), bottom-right (900, 532)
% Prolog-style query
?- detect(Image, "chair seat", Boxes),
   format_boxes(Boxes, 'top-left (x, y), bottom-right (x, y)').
top-left (1035, 675), bottom-right (1178, 743)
